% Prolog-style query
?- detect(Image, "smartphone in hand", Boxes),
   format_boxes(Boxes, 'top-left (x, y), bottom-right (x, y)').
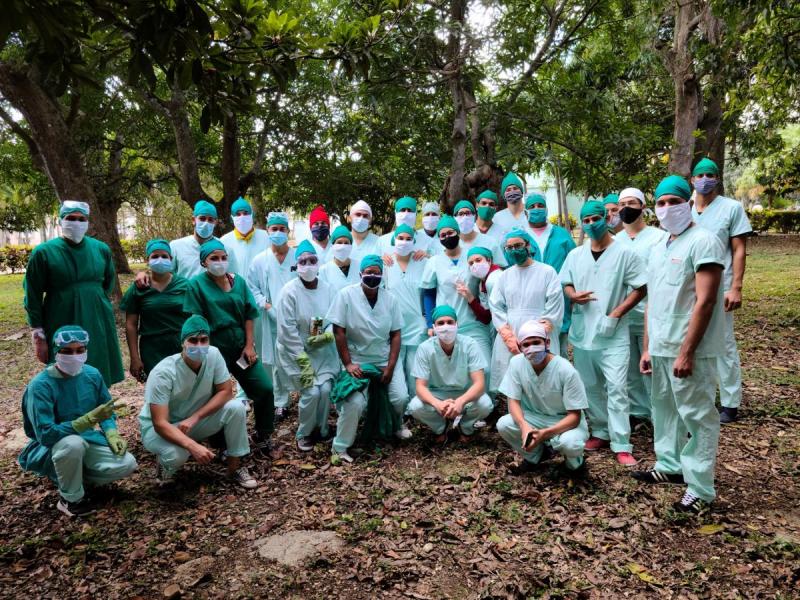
top-left (524, 431), bottom-right (534, 449)
top-left (236, 356), bottom-right (250, 370)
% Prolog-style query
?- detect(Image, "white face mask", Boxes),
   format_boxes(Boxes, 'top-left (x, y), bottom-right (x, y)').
top-left (522, 343), bottom-right (548, 364)
top-left (61, 219), bottom-right (89, 243)
top-left (351, 216), bottom-right (370, 233)
top-left (332, 243), bottom-right (352, 261)
top-left (207, 261), bottom-right (228, 276)
top-left (608, 214), bottom-right (621, 228)
top-left (656, 202), bottom-right (692, 235)
top-left (394, 239), bottom-right (414, 257)
top-left (434, 324), bottom-right (457, 344)
top-left (469, 261), bottom-right (490, 279)
top-left (395, 212), bottom-right (417, 228)
top-left (297, 263), bottom-right (319, 282)
top-left (422, 215), bottom-right (440, 232)
top-left (455, 215), bottom-right (475, 234)
top-left (233, 214), bottom-right (253, 235)
top-left (56, 352), bottom-right (87, 376)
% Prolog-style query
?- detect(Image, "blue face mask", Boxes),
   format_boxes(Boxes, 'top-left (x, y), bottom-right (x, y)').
top-left (269, 231), bottom-right (288, 246)
top-left (195, 220), bottom-right (214, 239)
top-left (694, 177), bottom-right (718, 195)
top-left (185, 345), bottom-right (209, 362)
top-left (149, 257), bottom-right (173, 274)
top-left (582, 219), bottom-right (607, 241)
top-left (528, 208), bottom-right (547, 224)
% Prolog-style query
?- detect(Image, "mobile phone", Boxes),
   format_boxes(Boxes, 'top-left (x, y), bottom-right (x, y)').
top-left (524, 431), bottom-right (534, 448)
top-left (236, 356), bottom-right (250, 370)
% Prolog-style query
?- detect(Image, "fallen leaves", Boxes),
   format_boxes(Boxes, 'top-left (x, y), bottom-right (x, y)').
top-left (627, 562), bottom-right (662, 586)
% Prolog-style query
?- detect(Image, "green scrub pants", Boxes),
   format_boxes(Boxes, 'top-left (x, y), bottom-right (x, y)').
top-left (221, 348), bottom-right (274, 438)
top-left (296, 379), bottom-right (332, 440)
top-left (142, 399), bottom-right (250, 476)
top-left (496, 413), bottom-right (588, 470)
top-left (651, 355), bottom-right (720, 502)
top-left (408, 393), bottom-right (493, 435)
top-left (51, 435), bottom-right (138, 502)
top-left (718, 310), bottom-right (742, 409)
top-left (627, 323), bottom-right (652, 420)
top-left (572, 346), bottom-right (632, 453)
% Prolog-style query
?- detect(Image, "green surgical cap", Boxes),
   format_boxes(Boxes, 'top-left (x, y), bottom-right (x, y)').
top-left (476, 190), bottom-right (498, 202)
top-left (52, 325), bottom-right (89, 350)
top-left (525, 193), bottom-right (547, 209)
top-left (692, 157), bottom-right (719, 177)
top-left (500, 172), bottom-right (525, 197)
top-left (603, 193), bottom-right (619, 206)
top-left (330, 225), bottom-right (353, 243)
top-left (395, 196), bottom-right (417, 213)
top-left (453, 199), bottom-right (475, 215)
top-left (59, 200), bottom-right (90, 218)
top-left (655, 175), bottom-right (691, 200)
top-left (267, 212), bottom-right (289, 227)
top-left (359, 254), bottom-right (384, 273)
top-left (145, 239), bottom-right (171, 257)
top-left (295, 239), bottom-right (316, 256)
top-left (199, 239), bottom-right (225, 263)
top-left (193, 200), bottom-right (217, 218)
top-left (181, 315), bottom-right (210, 341)
top-left (504, 227), bottom-right (534, 247)
top-left (436, 214), bottom-right (459, 234)
top-left (392, 224), bottom-right (416, 245)
top-left (580, 200), bottom-right (607, 220)
top-left (467, 246), bottom-right (493, 261)
top-left (432, 305), bottom-right (458, 323)
top-left (231, 197), bottom-right (252, 215)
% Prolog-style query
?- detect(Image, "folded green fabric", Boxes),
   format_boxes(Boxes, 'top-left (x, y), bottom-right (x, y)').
top-left (330, 364), bottom-right (400, 445)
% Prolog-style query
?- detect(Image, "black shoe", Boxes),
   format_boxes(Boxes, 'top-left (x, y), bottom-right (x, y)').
top-left (509, 460), bottom-right (542, 475)
top-left (313, 427), bottom-right (335, 442)
top-left (56, 497), bottom-right (95, 517)
top-left (252, 434), bottom-right (272, 457)
top-left (719, 407), bottom-right (738, 424)
top-left (673, 491), bottom-right (710, 515)
top-left (274, 407), bottom-right (288, 422)
top-left (631, 468), bottom-right (685, 484)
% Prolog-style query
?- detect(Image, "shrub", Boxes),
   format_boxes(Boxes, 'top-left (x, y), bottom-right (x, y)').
top-left (548, 213), bottom-right (577, 228)
top-left (119, 238), bottom-right (148, 262)
top-left (0, 244), bottom-right (33, 273)
top-left (746, 210), bottom-right (800, 234)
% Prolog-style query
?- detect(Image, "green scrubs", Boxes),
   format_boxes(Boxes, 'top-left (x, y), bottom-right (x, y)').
top-left (119, 275), bottom-right (190, 374)
top-left (24, 236), bottom-right (124, 386)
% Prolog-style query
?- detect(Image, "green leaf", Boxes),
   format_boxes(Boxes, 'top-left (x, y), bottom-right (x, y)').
top-left (627, 563), bottom-right (662, 586)
top-left (697, 524), bottom-right (726, 535)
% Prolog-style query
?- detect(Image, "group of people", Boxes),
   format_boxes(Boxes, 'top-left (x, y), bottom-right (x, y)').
top-left (18, 157), bottom-right (751, 519)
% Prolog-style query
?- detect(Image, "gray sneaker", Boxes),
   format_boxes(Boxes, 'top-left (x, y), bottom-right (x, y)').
top-left (231, 466), bottom-right (258, 489)
top-left (56, 497), bottom-right (94, 517)
top-left (297, 436), bottom-right (315, 452)
top-left (155, 462), bottom-right (174, 485)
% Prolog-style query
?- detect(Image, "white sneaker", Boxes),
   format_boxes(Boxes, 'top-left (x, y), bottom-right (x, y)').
top-left (332, 451), bottom-right (354, 464)
top-left (473, 420), bottom-right (487, 430)
top-left (231, 466), bottom-right (258, 489)
top-left (395, 427), bottom-right (413, 440)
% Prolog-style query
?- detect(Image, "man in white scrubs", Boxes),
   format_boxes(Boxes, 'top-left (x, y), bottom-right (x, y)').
top-left (348, 200), bottom-right (382, 267)
top-left (451, 199), bottom-right (506, 265)
top-left (475, 190), bottom-right (504, 242)
top-left (170, 200), bottom-right (239, 279)
top-left (493, 172), bottom-right (530, 236)
top-left (416, 201), bottom-right (443, 255)
top-left (319, 226), bottom-right (360, 288)
top-left (220, 197), bottom-right (268, 280)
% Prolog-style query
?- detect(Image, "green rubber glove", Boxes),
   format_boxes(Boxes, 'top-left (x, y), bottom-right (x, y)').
top-left (307, 331), bottom-right (334, 348)
top-left (72, 399), bottom-right (124, 433)
top-left (297, 353), bottom-right (314, 388)
top-left (105, 429), bottom-right (128, 456)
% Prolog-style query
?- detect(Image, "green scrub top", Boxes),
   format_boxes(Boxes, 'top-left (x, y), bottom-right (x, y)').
top-left (411, 334), bottom-right (486, 398)
top-left (646, 225), bottom-right (726, 358)
top-left (691, 195), bottom-right (752, 291)
top-left (119, 275), bottom-right (190, 373)
top-left (139, 346), bottom-right (230, 431)
top-left (614, 226), bottom-right (669, 325)
top-left (183, 272), bottom-right (259, 358)
top-left (498, 354), bottom-right (588, 426)
top-left (559, 240), bottom-right (647, 350)
top-left (325, 282), bottom-right (402, 367)
top-left (23, 236), bottom-right (124, 386)
top-left (384, 258), bottom-right (428, 347)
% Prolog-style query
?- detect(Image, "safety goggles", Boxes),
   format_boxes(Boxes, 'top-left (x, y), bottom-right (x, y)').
top-left (53, 329), bottom-right (90, 347)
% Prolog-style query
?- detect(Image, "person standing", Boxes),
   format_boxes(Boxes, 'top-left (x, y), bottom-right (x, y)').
top-left (475, 190), bottom-right (504, 242)
top-left (452, 200), bottom-right (506, 265)
top-left (24, 201), bottom-right (124, 387)
top-left (632, 175), bottom-right (726, 514)
top-left (307, 205), bottom-right (333, 262)
top-left (348, 201), bottom-right (382, 267)
top-left (220, 196), bottom-right (269, 280)
top-left (604, 193), bottom-right (623, 234)
top-left (319, 225), bottom-right (360, 288)
top-left (690, 158), bottom-right (752, 423)
top-left (416, 201), bottom-right (443, 255)
top-left (170, 200), bottom-right (238, 279)
top-left (493, 172), bottom-right (529, 235)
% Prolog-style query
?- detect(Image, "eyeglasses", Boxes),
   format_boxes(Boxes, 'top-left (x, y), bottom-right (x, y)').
top-left (694, 173), bottom-right (717, 179)
top-left (297, 256), bottom-right (319, 266)
top-left (505, 242), bottom-right (527, 251)
top-left (53, 329), bottom-right (90, 347)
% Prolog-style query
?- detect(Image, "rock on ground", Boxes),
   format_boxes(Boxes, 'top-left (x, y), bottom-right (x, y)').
top-left (254, 530), bottom-right (344, 566)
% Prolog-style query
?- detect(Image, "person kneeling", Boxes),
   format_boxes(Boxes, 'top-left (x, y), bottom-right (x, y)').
top-left (496, 321), bottom-right (589, 474)
top-left (18, 325), bottom-right (137, 517)
top-left (409, 305), bottom-right (492, 443)
top-left (139, 316), bottom-right (257, 489)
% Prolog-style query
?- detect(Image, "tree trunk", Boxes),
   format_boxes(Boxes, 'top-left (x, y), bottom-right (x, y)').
top-left (444, 0), bottom-right (468, 209)
top-left (219, 114), bottom-right (241, 231)
top-left (698, 87), bottom-right (726, 190)
top-left (164, 85), bottom-right (209, 209)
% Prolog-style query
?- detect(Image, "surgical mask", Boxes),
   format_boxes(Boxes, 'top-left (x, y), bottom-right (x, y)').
top-left (582, 220), bottom-right (607, 241)
top-left (394, 239), bottom-right (414, 257)
top-left (434, 324), bottom-right (457, 344)
top-left (207, 261), bottom-right (228, 276)
top-left (505, 190), bottom-right (523, 204)
top-left (477, 206), bottom-right (496, 221)
top-left (608, 214), bottom-right (621, 228)
top-left (455, 215), bottom-right (475, 234)
top-left (656, 202), bottom-right (692, 235)
top-left (311, 224), bottom-right (329, 242)
top-left (56, 352), bottom-right (87, 376)
top-left (61, 219), bottom-right (88, 243)
top-left (297, 263), bottom-right (319, 282)
top-left (269, 231), bottom-right (288, 246)
top-left (233, 214), bottom-right (253, 235)
top-left (185, 344), bottom-right (209, 362)
top-left (332, 243), bottom-right (352, 261)
top-left (505, 247), bottom-right (529, 266)
top-left (149, 257), bottom-right (173, 274)
top-left (528, 208), bottom-right (547, 224)
top-left (619, 206), bottom-right (643, 224)
top-left (522, 344), bottom-right (547, 365)
top-left (422, 215), bottom-right (440, 232)
top-left (351, 216), bottom-right (370, 233)
top-left (395, 212), bottom-right (417, 228)
top-left (469, 261), bottom-right (490, 279)
top-left (440, 234), bottom-right (460, 250)
top-left (361, 273), bottom-right (382, 289)
top-left (195, 220), bottom-right (214, 239)
top-left (694, 177), bottom-right (718, 195)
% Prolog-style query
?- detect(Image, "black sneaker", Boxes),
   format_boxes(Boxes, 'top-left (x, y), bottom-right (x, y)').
top-left (719, 407), bottom-right (738, 424)
top-left (631, 468), bottom-right (684, 485)
top-left (274, 407), bottom-right (288, 422)
top-left (56, 497), bottom-right (94, 517)
top-left (509, 460), bottom-right (542, 475)
top-left (252, 434), bottom-right (272, 457)
top-left (296, 436), bottom-right (315, 452)
top-left (673, 490), bottom-right (710, 515)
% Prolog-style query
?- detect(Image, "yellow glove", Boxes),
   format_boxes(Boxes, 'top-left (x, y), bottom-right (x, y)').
top-left (297, 353), bottom-right (314, 388)
top-left (105, 429), bottom-right (128, 456)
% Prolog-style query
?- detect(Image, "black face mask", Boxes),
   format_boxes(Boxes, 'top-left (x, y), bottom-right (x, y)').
top-left (311, 225), bottom-right (329, 241)
top-left (440, 234), bottom-right (460, 250)
top-left (361, 274), bottom-right (382, 289)
top-left (619, 206), bottom-right (643, 224)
